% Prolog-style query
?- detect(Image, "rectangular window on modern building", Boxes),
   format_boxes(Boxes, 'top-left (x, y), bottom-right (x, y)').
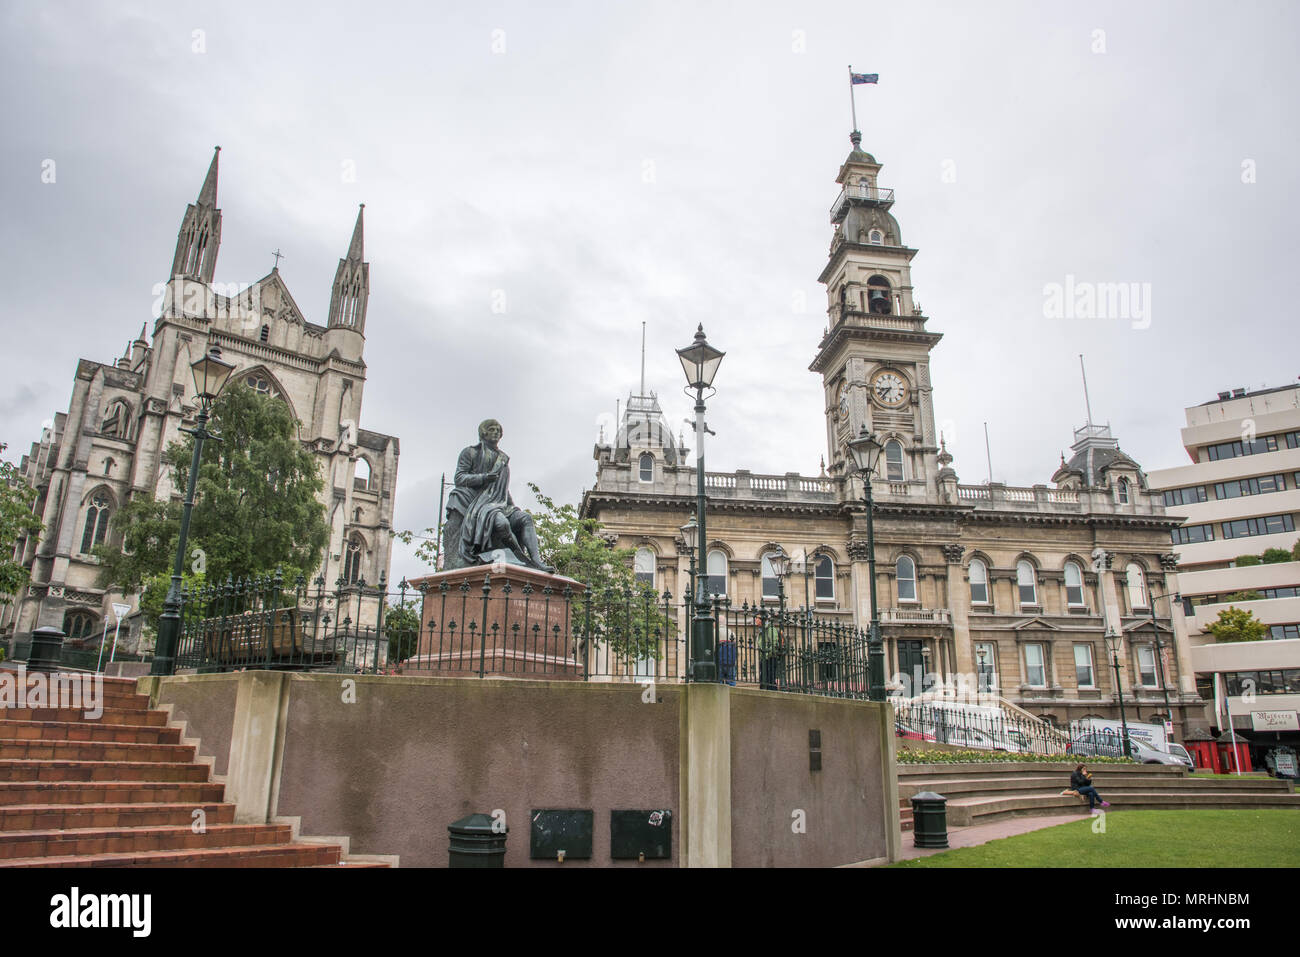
top-left (1221, 514), bottom-right (1296, 540)
top-left (1268, 623), bottom-right (1300, 640)
top-left (1214, 474), bottom-right (1286, 499)
top-left (1163, 486), bottom-right (1207, 507)
top-left (1172, 524), bottom-right (1215, 545)
top-left (1206, 435), bottom-right (1280, 460)
top-left (1073, 643), bottom-right (1095, 688)
top-left (1024, 643), bottom-right (1046, 687)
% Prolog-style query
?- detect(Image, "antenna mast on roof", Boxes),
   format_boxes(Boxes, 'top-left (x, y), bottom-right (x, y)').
top-left (984, 421), bottom-right (993, 486)
top-left (1080, 354), bottom-right (1095, 428)
top-left (640, 321), bottom-right (646, 396)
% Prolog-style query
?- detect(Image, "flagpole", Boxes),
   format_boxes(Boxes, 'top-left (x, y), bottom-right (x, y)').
top-left (847, 65), bottom-right (859, 132)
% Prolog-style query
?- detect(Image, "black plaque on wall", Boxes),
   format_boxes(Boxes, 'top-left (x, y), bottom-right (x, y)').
top-left (529, 809), bottom-right (593, 860)
top-left (610, 809), bottom-right (673, 860)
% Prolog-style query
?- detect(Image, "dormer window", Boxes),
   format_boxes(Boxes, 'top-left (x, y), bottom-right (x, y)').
top-left (1117, 477), bottom-right (1130, 504)
top-left (638, 453), bottom-right (654, 483)
top-left (868, 229), bottom-right (884, 245)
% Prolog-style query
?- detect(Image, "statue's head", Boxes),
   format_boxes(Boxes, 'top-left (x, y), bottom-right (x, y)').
top-left (478, 419), bottom-right (503, 442)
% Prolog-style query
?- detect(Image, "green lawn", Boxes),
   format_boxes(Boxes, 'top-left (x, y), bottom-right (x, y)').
top-left (892, 809), bottom-right (1300, 868)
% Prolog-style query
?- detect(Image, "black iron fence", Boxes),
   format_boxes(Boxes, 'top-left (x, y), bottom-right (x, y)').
top-left (894, 700), bottom-right (1136, 759)
top-left (170, 570), bottom-right (879, 698)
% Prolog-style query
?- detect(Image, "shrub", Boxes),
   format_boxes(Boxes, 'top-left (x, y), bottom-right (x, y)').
top-left (1234, 555), bottom-right (1261, 567)
top-left (1221, 590), bottom-right (1262, 603)
top-left (1261, 548), bottom-right (1292, 565)
top-left (895, 745), bottom-right (1133, 765)
top-left (1206, 606), bottom-right (1269, 643)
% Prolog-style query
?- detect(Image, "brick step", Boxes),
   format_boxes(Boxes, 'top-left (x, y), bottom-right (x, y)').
top-left (0, 760), bottom-right (209, 784)
top-left (0, 720), bottom-right (182, 745)
top-left (0, 802), bottom-right (235, 831)
top-left (0, 823), bottom-right (291, 860)
top-left (0, 707), bottom-right (167, 727)
top-left (0, 841), bottom-right (342, 868)
top-left (0, 675), bottom-right (152, 709)
top-left (0, 739), bottom-right (196, 763)
top-left (0, 781), bottom-right (226, 807)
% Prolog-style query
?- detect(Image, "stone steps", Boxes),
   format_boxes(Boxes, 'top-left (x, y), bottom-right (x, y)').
top-left (0, 842), bottom-right (342, 868)
top-left (0, 739), bottom-right (197, 763)
top-left (0, 781), bottom-right (227, 806)
top-left (0, 759), bottom-right (210, 783)
top-left (0, 719), bottom-right (183, 745)
top-left (0, 822), bottom-right (295, 859)
top-left (942, 790), bottom-right (1300, 826)
top-left (0, 802), bottom-right (236, 831)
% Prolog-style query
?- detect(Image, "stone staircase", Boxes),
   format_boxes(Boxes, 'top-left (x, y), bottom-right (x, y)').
top-left (899, 762), bottom-right (1300, 827)
top-left (0, 669), bottom-right (380, 867)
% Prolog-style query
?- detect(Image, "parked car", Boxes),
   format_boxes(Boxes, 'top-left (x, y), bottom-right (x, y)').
top-left (1164, 742), bottom-right (1195, 769)
top-left (1130, 739), bottom-right (1192, 768)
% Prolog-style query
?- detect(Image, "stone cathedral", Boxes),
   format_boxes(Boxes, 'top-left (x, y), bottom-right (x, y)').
top-left (2, 149), bottom-right (399, 652)
top-left (582, 133), bottom-right (1207, 736)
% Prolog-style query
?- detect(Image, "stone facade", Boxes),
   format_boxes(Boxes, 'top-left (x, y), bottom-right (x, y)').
top-left (582, 135), bottom-right (1206, 736)
top-left (1, 149), bottom-right (399, 652)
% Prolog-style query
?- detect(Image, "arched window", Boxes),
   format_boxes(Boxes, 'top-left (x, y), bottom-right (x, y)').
top-left (761, 552), bottom-right (781, 600)
top-left (866, 275), bottom-right (892, 315)
top-left (868, 228), bottom-right (884, 245)
top-left (1017, 560), bottom-right (1038, 606)
top-left (815, 554), bottom-right (834, 600)
top-left (245, 374), bottom-right (281, 400)
top-left (969, 559), bottom-right (989, 605)
top-left (1064, 561), bottom-right (1085, 607)
top-left (884, 440), bottom-right (905, 482)
top-left (896, 556), bottom-right (917, 602)
top-left (705, 549), bottom-right (727, 597)
top-left (638, 453), bottom-right (654, 483)
top-left (103, 457), bottom-right (115, 477)
top-left (62, 611), bottom-right (98, 641)
top-left (1126, 562), bottom-right (1148, 610)
top-left (344, 536), bottom-right (363, 585)
top-left (634, 547), bottom-right (656, 588)
top-left (353, 457), bottom-right (372, 491)
top-left (101, 400), bottom-right (130, 438)
top-left (80, 493), bottom-right (111, 553)
top-left (1117, 478), bottom-right (1130, 504)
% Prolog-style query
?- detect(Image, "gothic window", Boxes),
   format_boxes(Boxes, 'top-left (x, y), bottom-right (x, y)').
top-left (344, 536), bottom-right (363, 585)
top-left (815, 554), bottom-right (834, 600)
top-left (706, 549), bottom-right (728, 598)
top-left (62, 611), bottom-right (98, 641)
top-left (245, 374), bottom-right (281, 400)
top-left (638, 453), bottom-right (654, 483)
top-left (1117, 477), bottom-right (1130, 504)
top-left (1017, 560), bottom-right (1038, 606)
top-left (634, 547), bottom-right (656, 588)
top-left (354, 457), bottom-right (372, 491)
top-left (969, 559), bottom-right (989, 605)
top-left (1126, 562), bottom-right (1148, 610)
top-left (1065, 561), bottom-right (1086, 607)
top-left (80, 493), bottom-right (111, 553)
top-left (884, 440), bottom-right (905, 482)
top-left (101, 400), bottom-right (130, 438)
top-left (896, 555), bottom-right (917, 602)
top-left (867, 275), bottom-right (892, 315)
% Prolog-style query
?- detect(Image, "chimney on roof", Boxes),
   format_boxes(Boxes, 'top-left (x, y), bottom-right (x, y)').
top-left (1217, 391), bottom-right (1232, 401)
top-left (1232, 388), bottom-right (1247, 398)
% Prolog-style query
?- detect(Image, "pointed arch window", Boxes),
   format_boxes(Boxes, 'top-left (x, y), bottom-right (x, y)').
top-left (101, 400), bottom-right (130, 438)
top-left (884, 440), bottom-right (905, 482)
top-left (344, 536), bottom-right (364, 585)
top-left (354, 457), bottom-right (373, 491)
top-left (969, 559), bottom-right (989, 605)
top-left (1017, 560), bottom-right (1038, 606)
top-left (80, 493), bottom-right (111, 553)
top-left (62, 611), bottom-right (98, 641)
top-left (896, 555), bottom-right (917, 603)
top-left (1065, 561), bottom-right (1086, 607)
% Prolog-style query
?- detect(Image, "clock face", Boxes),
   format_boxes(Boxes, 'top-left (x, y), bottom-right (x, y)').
top-left (871, 371), bottom-right (908, 408)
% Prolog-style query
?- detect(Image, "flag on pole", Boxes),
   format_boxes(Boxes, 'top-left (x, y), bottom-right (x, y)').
top-left (850, 72), bottom-right (878, 85)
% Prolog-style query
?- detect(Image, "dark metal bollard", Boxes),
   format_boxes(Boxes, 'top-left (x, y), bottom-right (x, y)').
top-left (910, 791), bottom-right (949, 849)
top-left (27, 626), bottom-right (66, 674)
top-left (448, 812), bottom-right (508, 868)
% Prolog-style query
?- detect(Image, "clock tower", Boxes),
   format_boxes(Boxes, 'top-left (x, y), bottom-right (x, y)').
top-left (811, 132), bottom-right (944, 496)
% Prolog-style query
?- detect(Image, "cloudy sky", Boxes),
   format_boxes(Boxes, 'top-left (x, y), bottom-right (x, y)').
top-left (3, 0), bottom-right (1297, 585)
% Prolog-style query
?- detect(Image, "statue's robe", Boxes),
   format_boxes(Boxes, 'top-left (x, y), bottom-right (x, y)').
top-left (448, 442), bottom-right (526, 566)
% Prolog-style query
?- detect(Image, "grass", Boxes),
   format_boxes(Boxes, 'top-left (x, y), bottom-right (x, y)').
top-left (892, 809), bottom-right (1300, 867)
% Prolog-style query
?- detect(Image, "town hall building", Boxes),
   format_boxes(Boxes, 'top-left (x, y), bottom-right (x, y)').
top-left (582, 132), bottom-right (1207, 737)
top-left (1, 149), bottom-right (399, 653)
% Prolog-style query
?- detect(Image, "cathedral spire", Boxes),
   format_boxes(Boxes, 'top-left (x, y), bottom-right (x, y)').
top-left (170, 147), bottom-right (222, 282)
top-left (328, 204), bottom-right (369, 332)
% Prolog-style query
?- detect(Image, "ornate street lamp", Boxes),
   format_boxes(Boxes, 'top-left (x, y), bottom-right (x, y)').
top-left (1146, 582), bottom-right (1179, 731)
top-left (676, 324), bottom-right (724, 682)
top-left (679, 517), bottom-right (699, 652)
top-left (846, 425), bottom-right (886, 701)
top-left (151, 345), bottom-right (236, 675)
top-left (1103, 626), bottom-right (1133, 756)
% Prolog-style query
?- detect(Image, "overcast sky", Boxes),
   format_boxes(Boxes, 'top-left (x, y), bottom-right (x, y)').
top-left (3, 0), bottom-right (1298, 586)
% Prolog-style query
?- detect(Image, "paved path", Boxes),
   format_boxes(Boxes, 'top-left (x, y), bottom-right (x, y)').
top-left (886, 811), bottom-right (1099, 864)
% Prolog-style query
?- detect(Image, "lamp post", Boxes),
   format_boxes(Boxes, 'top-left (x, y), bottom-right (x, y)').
top-left (977, 646), bottom-right (990, 694)
top-left (1104, 627), bottom-right (1133, 756)
top-left (151, 346), bottom-right (236, 676)
top-left (1145, 584), bottom-right (1180, 732)
top-left (679, 517), bottom-right (699, 677)
top-left (676, 324), bottom-right (724, 683)
top-left (846, 426), bottom-right (886, 702)
top-left (768, 547), bottom-right (793, 690)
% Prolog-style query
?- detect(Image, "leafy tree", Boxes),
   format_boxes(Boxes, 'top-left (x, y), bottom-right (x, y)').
top-left (0, 444), bottom-right (44, 600)
top-left (1293, 538), bottom-right (1300, 562)
top-left (1234, 554), bottom-right (1261, 567)
top-left (383, 597), bottom-right (421, 664)
top-left (1206, 606), bottom-right (1268, 643)
top-left (1261, 548), bottom-right (1292, 564)
top-left (524, 483), bottom-right (675, 660)
top-left (95, 382), bottom-right (329, 621)
top-left (1221, 590), bottom-right (1262, 603)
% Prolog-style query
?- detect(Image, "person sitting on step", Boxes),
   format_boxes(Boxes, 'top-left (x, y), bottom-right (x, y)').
top-left (1069, 763), bottom-right (1110, 811)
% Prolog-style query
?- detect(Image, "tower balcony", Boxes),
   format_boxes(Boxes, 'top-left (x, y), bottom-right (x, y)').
top-left (829, 184), bottom-right (895, 223)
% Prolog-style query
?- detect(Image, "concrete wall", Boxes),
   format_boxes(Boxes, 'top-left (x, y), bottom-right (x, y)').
top-left (144, 671), bottom-right (898, 867)
top-left (730, 689), bottom-right (893, 867)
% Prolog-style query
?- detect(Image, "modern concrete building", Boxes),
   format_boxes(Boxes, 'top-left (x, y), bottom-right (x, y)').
top-left (1148, 384), bottom-right (1300, 765)
top-left (582, 132), bottom-right (1205, 738)
top-left (0, 149), bottom-right (400, 653)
